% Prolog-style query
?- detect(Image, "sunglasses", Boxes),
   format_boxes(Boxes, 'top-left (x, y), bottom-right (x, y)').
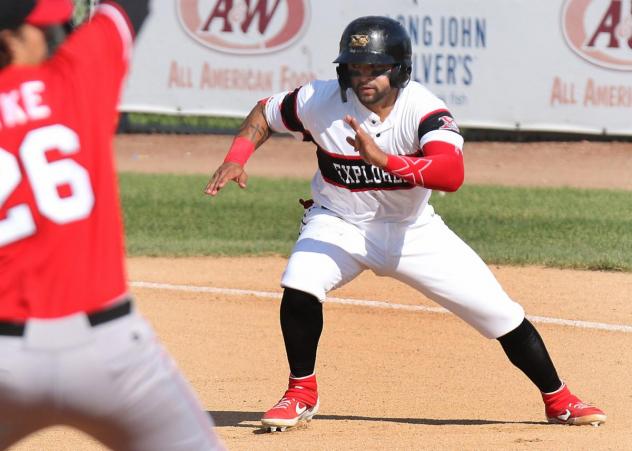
top-left (347, 64), bottom-right (394, 78)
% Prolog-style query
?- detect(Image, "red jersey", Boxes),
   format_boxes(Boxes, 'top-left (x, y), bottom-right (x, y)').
top-left (0, 5), bottom-right (134, 320)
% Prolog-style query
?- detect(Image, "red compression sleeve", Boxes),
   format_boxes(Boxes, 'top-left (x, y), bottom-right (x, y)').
top-left (384, 141), bottom-right (464, 192)
top-left (223, 136), bottom-right (255, 166)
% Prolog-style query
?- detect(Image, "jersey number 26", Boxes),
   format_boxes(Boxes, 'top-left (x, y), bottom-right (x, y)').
top-left (0, 124), bottom-right (95, 247)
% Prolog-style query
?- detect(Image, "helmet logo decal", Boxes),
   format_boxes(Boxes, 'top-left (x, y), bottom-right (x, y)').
top-left (177, 0), bottom-right (309, 55)
top-left (350, 35), bottom-right (370, 47)
top-left (562, 0), bottom-right (632, 70)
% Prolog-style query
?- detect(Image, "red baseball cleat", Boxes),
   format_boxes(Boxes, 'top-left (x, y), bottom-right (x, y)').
top-left (261, 374), bottom-right (319, 432)
top-left (542, 383), bottom-right (606, 426)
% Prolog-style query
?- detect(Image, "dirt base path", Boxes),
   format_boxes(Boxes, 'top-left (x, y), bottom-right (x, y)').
top-left (10, 136), bottom-right (632, 450)
top-left (114, 134), bottom-right (632, 190)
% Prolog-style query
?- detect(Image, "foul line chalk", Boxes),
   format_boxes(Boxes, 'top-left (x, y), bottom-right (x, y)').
top-left (130, 281), bottom-right (632, 334)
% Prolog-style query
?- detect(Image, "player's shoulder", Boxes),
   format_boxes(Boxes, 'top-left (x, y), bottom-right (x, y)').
top-left (51, 3), bottom-right (133, 62)
top-left (402, 80), bottom-right (449, 111)
top-left (296, 79), bottom-right (340, 112)
top-left (298, 79), bottom-right (339, 100)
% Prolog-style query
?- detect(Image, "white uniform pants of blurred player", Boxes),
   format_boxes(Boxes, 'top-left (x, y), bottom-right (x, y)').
top-left (0, 302), bottom-right (224, 451)
top-left (282, 205), bottom-right (525, 339)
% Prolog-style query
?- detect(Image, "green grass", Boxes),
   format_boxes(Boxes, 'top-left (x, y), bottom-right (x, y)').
top-left (121, 113), bottom-right (243, 134)
top-left (431, 186), bottom-right (631, 271)
top-left (120, 173), bottom-right (310, 256)
top-left (120, 173), bottom-right (632, 271)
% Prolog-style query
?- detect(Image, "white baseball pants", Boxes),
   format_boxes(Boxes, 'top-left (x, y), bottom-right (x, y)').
top-left (281, 205), bottom-right (525, 339)
top-left (0, 305), bottom-right (224, 450)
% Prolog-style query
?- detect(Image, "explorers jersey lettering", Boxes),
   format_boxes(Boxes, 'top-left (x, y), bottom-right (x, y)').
top-left (317, 147), bottom-right (411, 191)
top-left (264, 79), bottom-right (464, 224)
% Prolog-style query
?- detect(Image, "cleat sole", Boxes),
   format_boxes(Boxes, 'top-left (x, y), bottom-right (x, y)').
top-left (261, 398), bottom-right (320, 431)
top-left (547, 414), bottom-right (607, 427)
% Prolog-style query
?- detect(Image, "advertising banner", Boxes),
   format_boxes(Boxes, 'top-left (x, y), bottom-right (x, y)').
top-left (121, 0), bottom-right (632, 135)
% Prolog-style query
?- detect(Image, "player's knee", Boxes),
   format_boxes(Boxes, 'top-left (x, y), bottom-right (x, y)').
top-left (497, 318), bottom-right (538, 347)
top-left (484, 302), bottom-right (525, 339)
top-left (280, 275), bottom-right (326, 301)
top-left (281, 287), bottom-right (322, 315)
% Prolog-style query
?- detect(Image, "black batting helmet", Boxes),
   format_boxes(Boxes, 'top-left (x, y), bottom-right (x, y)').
top-left (334, 16), bottom-right (412, 101)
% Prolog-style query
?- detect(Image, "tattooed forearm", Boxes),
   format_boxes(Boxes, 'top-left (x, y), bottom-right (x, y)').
top-left (237, 103), bottom-right (271, 147)
top-left (244, 123), bottom-right (269, 142)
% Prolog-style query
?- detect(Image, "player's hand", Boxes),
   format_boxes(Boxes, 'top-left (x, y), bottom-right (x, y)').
top-left (204, 162), bottom-right (248, 196)
top-left (344, 115), bottom-right (388, 168)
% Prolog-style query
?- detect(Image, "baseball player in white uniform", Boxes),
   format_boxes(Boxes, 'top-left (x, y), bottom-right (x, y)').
top-left (206, 16), bottom-right (605, 431)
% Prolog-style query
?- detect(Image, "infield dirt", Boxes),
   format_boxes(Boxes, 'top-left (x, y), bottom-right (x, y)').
top-left (12, 135), bottom-right (632, 451)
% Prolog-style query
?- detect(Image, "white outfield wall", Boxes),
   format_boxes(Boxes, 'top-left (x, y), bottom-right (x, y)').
top-left (120, 0), bottom-right (632, 135)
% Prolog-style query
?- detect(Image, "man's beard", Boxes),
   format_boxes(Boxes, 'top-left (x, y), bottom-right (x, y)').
top-left (354, 86), bottom-right (389, 105)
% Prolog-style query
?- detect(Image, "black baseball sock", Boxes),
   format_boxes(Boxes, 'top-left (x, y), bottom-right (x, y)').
top-left (280, 287), bottom-right (323, 378)
top-left (497, 318), bottom-right (562, 393)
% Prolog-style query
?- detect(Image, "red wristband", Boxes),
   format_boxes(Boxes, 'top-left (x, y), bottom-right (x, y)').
top-left (223, 137), bottom-right (255, 166)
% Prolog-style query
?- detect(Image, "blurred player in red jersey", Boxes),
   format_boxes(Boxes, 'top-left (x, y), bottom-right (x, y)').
top-left (0, 1), bottom-right (224, 449)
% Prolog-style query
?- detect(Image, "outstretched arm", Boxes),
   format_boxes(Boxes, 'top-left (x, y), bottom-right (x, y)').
top-left (204, 101), bottom-right (271, 196)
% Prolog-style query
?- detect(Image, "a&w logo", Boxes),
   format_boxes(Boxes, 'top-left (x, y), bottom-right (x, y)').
top-left (177, 0), bottom-right (309, 54)
top-left (562, 0), bottom-right (632, 70)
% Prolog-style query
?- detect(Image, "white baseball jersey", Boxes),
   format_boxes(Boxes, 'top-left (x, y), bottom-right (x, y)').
top-left (267, 79), bottom-right (524, 339)
top-left (264, 80), bottom-right (464, 225)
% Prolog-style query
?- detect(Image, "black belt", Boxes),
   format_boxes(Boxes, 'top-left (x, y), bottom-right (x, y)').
top-left (0, 299), bottom-right (132, 337)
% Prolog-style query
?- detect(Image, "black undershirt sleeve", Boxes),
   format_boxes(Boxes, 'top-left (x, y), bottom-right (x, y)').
top-left (106, 0), bottom-right (150, 36)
